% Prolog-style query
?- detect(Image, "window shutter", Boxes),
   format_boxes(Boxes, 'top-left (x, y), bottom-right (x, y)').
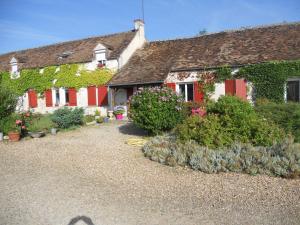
top-left (225, 79), bottom-right (247, 100)
top-left (225, 80), bottom-right (235, 96)
top-left (193, 81), bottom-right (204, 103)
top-left (88, 86), bottom-right (97, 106)
top-left (68, 88), bottom-right (77, 106)
top-left (45, 89), bottom-right (53, 107)
top-left (98, 86), bottom-right (108, 106)
top-left (235, 79), bottom-right (247, 100)
top-left (28, 89), bottom-right (38, 108)
top-left (166, 83), bottom-right (176, 91)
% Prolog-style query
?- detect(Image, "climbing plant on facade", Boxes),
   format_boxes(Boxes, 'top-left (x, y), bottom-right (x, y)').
top-left (0, 64), bottom-right (113, 95)
top-left (215, 60), bottom-right (300, 102)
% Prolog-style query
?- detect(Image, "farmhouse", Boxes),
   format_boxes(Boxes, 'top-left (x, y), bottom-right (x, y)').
top-left (0, 20), bottom-right (145, 115)
top-left (110, 22), bottom-right (300, 105)
top-left (0, 21), bottom-right (300, 116)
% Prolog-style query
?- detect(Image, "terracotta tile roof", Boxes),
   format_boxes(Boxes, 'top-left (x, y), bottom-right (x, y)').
top-left (0, 30), bottom-right (137, 71)
top-left (109, 22), bottom-right (300, 86)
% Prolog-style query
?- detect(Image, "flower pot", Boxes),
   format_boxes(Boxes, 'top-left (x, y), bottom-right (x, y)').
top-left (28, 131), bottom-right (45, 138)
top-left (51, 128), bottom-right (57, 135)
top-left (0, 132), bottom-right (3, 141)
top-left (103, 117), bottom-right (109, 123)
top-left (8, 131), bottom-right (20, 142)
top-left (115, 114), bottom-right (123, 120)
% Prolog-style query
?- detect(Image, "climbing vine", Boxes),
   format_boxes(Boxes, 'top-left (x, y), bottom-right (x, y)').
top-left (0, 64), bottom-right (113, 95)
top-left (215, 60), bottom-right (300, 102)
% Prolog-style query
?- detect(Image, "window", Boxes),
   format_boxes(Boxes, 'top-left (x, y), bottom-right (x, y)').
top-left (98, 60), bottom-right (106, 68)
top-left (65, 89), bottom-right (69, 105)
top-left (55, 89), bottom-right (60, 106)
top-left (287, 79), bottom-right (300, 102)
top-left (179, 83), bottom-right (194, 102)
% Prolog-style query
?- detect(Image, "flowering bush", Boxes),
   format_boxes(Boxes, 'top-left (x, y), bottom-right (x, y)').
top-left (129, 87), bottom-right (185, 134)
top-left (11, 111), bottom-right (32, 135)
top-left (176, 96), bottom-right (286, 148)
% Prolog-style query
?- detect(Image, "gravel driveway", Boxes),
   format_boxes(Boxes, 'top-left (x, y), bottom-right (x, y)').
top-left (0, 122), bottom-right (299, 225)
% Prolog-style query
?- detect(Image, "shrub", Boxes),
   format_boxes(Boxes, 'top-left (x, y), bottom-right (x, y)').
top-left (84, 115), bottom-right (95, 123)
top-left (0, 114), bottom-right (18, 134)
top-left (0, 86), bottom-right (18, 124)
top-left (50, 107), bottom-right (84, 129)
top-left (255, 100), bottom-right (300, 142)
top-left (176, 96), bottom-right (285, 147)
top-left (129, 87), bottom-right (185, 134)
top-left (143, 136), bottom-right (300, 178)
top-left (182, 101), bottom-right (204, 117)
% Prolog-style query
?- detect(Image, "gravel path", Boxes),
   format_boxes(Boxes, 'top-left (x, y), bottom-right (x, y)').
top-left (0, 122), bottom-right (299, 225)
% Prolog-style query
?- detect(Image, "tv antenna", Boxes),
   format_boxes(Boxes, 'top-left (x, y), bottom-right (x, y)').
top-left (141, 0), bottom-right (145, 22)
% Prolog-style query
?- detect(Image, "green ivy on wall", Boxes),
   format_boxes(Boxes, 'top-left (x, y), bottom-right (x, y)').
top-left (215, 60), bottom-right (300, 102)
top-left (0, 64), bottom-right (113, 95)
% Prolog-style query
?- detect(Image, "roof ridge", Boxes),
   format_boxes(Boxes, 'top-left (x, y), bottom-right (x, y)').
top-left (149, 21), bottom-right (300, 44)
top-left (0, 29), bottom-right (136, 57)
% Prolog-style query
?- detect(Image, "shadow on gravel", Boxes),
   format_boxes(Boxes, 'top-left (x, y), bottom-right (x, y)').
top-left (118, 122), bottom-right (148, 136)
top-left (68, 215), bottom-right (95, 225)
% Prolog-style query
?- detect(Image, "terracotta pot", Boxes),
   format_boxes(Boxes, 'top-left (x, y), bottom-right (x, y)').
top-left (8, 131), bottom-right (20, 142)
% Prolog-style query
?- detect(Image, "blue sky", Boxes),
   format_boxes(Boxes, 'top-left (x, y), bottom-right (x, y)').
top-left (0, 0), bottom-right (299, 54)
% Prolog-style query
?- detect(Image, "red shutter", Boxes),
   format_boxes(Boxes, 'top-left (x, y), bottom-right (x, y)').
top-left (225, 79), bottom-right (247, 100)
top-left (88, 86), bottom-right (97, 106)
top-left (28, 89), bottom-right (38, 108)
top-left (45, 89), bottom-right (53, 107)
top-left (225, 80), bottom-right (235, 96)
top-left (193, 81), bottom-right (204, 103)
top-left (166, 83), bottom-right (176, 91)
top-left (127, 88), bottom-right (133, 100)
top-left (98, 86), bottom-right (108, 106)
top-left (68, 88), bottom-right (77, 106)
top-left (235, 79), bottom-right (247, 100)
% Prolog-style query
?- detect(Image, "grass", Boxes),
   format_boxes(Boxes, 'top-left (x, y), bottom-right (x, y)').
top-left (28, 114), bottom-right (54, 133)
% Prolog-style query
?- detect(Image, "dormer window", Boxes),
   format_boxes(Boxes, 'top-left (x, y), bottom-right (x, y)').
top-left (94, 43), bottom-right (107, 64)
top-left (58, 51), bottom-right (73, 60)
top-left (97, 60), bottom-right (106, 68)
top-left (10, 57), bottom-right (20, 79)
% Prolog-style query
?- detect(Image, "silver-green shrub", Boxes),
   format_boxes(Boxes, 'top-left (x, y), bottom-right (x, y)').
top-left (142, 136), bottom-right (300, 178)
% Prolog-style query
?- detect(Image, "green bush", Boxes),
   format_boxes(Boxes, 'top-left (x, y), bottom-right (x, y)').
top-left (0, 114), bottom-right (18, 134)
top-left (50, 107), bottom-right (84, 129)
top-left (176, 96), bottom-right (285, 147)
top-left (255, 100), bottom-right (300, 142)
top-left (143, 136), bottom-right (300, 178)
top-left (129, 87), bottom-right (185, 134)
top-left (0, 85), bottom-right (18, 124)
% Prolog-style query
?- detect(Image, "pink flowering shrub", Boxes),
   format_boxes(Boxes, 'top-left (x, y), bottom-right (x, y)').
top-left (129, 86), bottom-right (185, 134)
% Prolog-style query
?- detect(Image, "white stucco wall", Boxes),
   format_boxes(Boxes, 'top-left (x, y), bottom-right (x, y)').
top-left (166, 71), bottom-right (226, 101)
top-left (118, 25), bottom-right (146, 68)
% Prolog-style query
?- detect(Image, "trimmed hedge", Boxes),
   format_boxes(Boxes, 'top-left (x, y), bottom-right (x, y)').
top-left (255, 100), bottom-right (300, 142)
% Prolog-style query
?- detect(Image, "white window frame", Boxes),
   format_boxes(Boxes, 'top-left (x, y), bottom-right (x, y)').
top-left (286, 78), bottom-right (300, 103)
top-left (177, 83), bottom-right (194, 102)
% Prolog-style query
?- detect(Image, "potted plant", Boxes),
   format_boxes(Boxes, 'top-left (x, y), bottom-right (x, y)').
top-left (94, 109), bottom-right (100, 120)
top-left (113, 106), bottom-right (125, 120)
top-left (8, 119), bottom-right (23, 142)
top-left (51, 127), bottom-right (57, 135)
top-left (27, 122), bottom-right (46, 138)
